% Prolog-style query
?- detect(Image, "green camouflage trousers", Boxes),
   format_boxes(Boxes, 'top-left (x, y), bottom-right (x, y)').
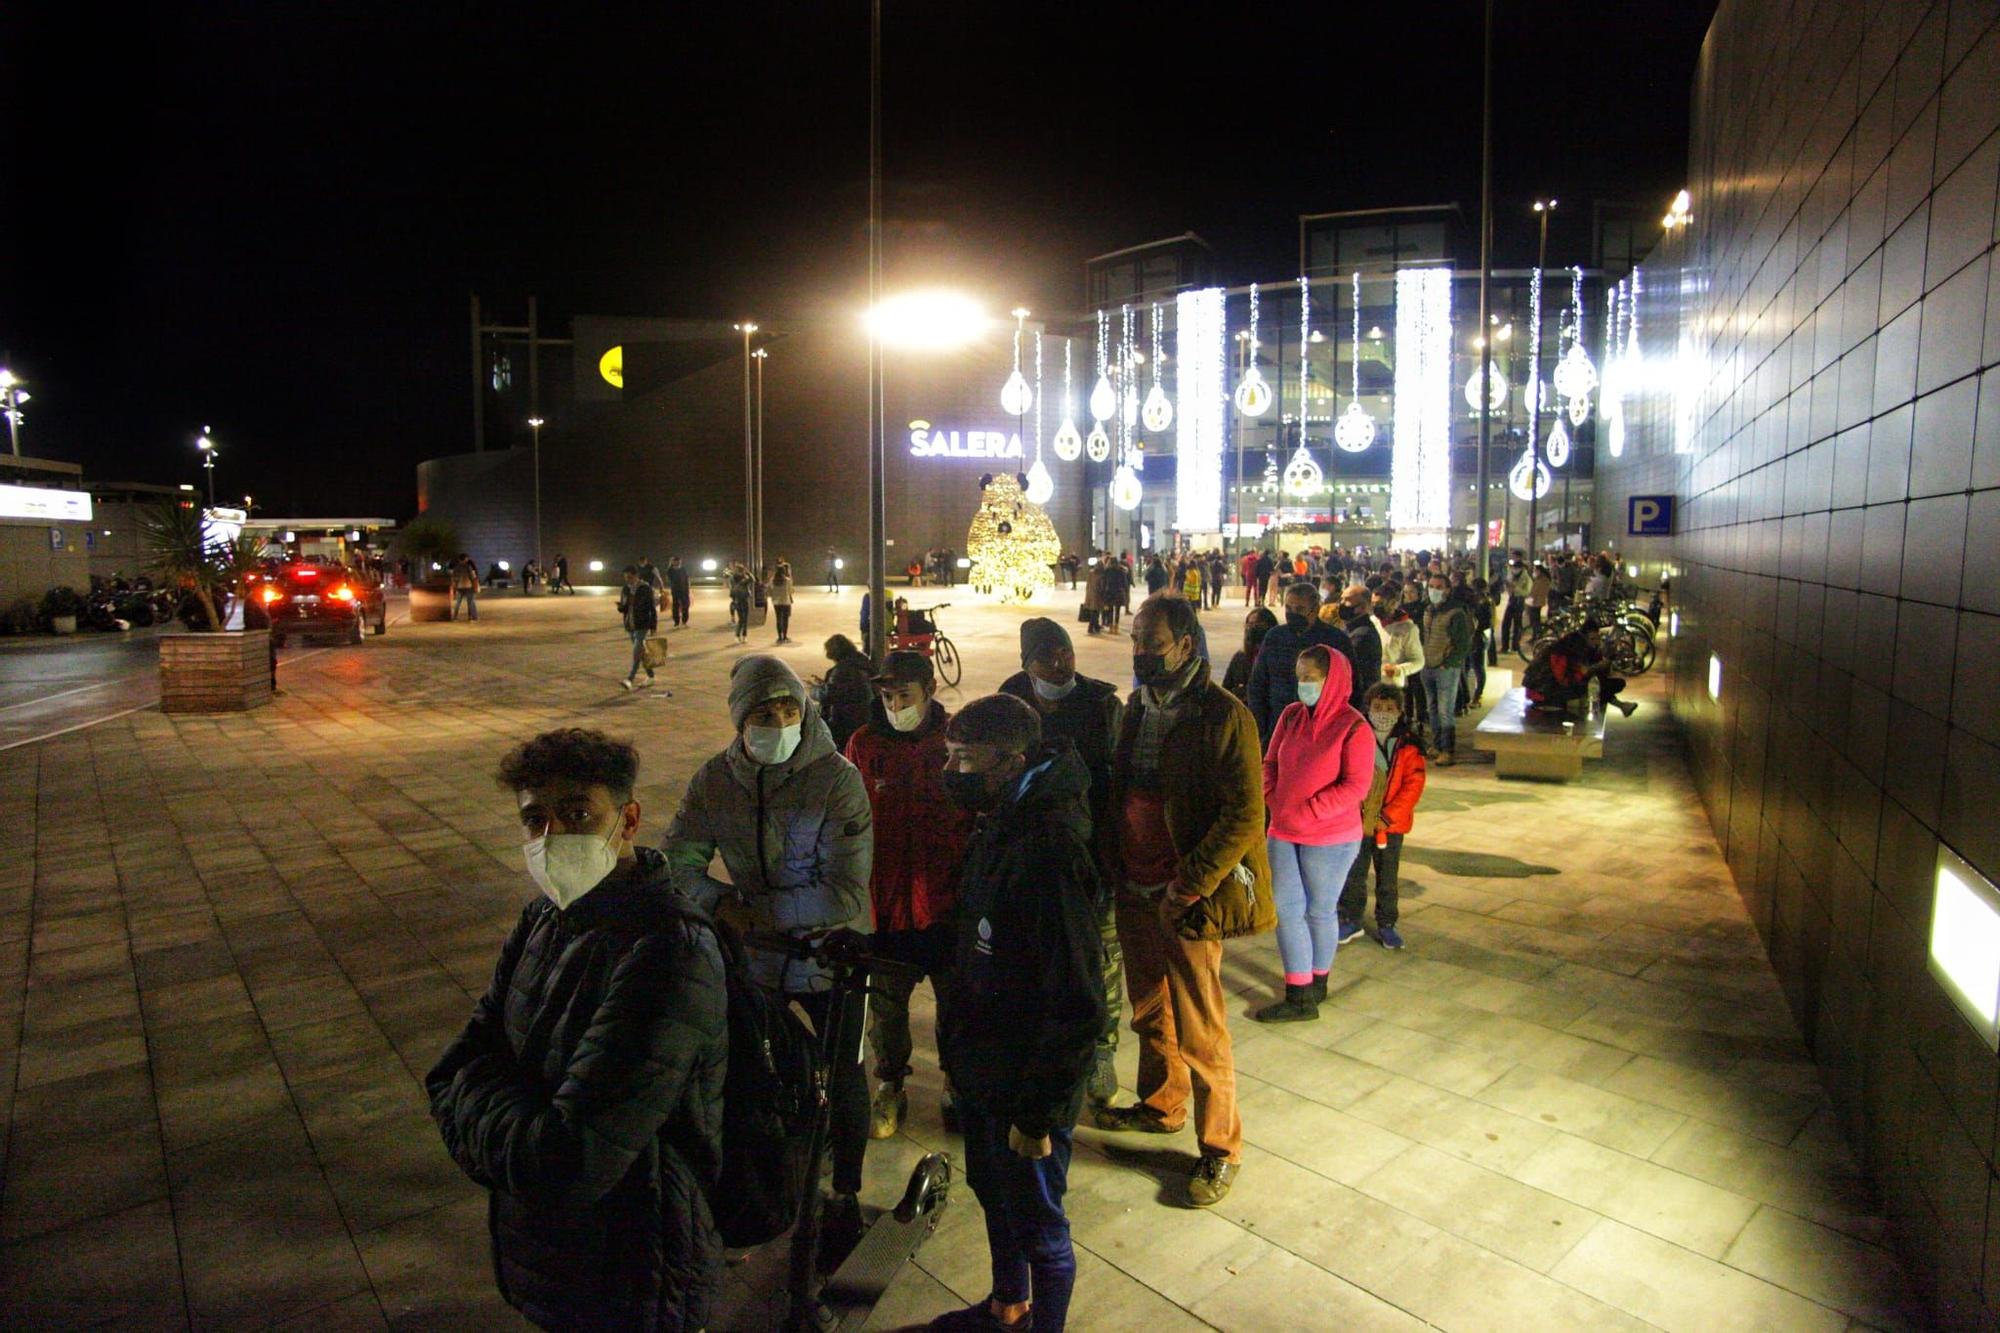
top-left (1098, 894), bottom-right (1123, 1052)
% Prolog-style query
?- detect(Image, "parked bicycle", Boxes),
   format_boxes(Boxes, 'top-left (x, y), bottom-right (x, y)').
top-left (889, 602), bottom-right (962, 687)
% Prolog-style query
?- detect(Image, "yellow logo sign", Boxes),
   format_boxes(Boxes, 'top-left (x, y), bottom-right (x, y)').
top-left (598, 345), bottom-right (624, 389)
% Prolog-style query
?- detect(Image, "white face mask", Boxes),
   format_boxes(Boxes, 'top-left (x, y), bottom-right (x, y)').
top-left (1296, 681), bottom-right (1324, 708)
top-left (887, 701), bottom-right (928, 732)
top-left (1031, 674), bottom-right (1077, 702)
top-left (744, 722), bottom-right (803, 765)
top-left (524, 825), bottom-right (621, 910)
top-left (1369, 710), bottom-right (1400, 734)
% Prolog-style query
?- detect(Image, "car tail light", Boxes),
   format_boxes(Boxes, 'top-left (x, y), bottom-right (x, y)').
top-left (331, 585), bottom-right (355, 601)
top-left (260, 585), bottom-right (284, 604)
top-left (293, 567), bottom-right (319, 579)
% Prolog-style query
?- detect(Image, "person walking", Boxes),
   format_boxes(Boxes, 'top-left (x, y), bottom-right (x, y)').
top-left (825, 547), bottom-right (843, 593)
top-left (551, 552), bottom-right (573, 595)
top-left (999, 618), bottom-right (1126, 1110)
top-left (638, 556), bottom-right (665, 598)
top-left (1081, 556), bottom-right (1108, 636)
top-left (1455, 576), bottom-right (1492, 711)
top-left (1253, 645), bottom-right (1371, 1021)
top-left (1339, 683), bottom-right (1428, 950)
top-left (817, 634), bottom-right (876, 752)
top-left (1252, 549), bottom-right (1276, 608)
top-left (769, 558), bottom-right (796, 644)
top-left (1247, 582), bottom-right (1355, 749)
top-left (931, 696), bottom-right (1105, 1333)
top-left (661, 656), bottom-right (876, 1259)
top-left (1102, 555), bottom-right (1131, 635)
top-left (1418, 572), bottom-right (1472, 764)
top-left (616, 565), bottom-right (665, 692)
top-left (666, 555), bottom-right (692, 627)
top-left (1094, 596), bottom-right (1272, 1209)
top-left (429, 729), bottom-right (728, 1331)
top-left (1239, 550), bottom-right (1259, 607)
top-left (1501, 553), bottom-right (1530, 656)
top-left (844, 650), bottom-right (973, 1139)
top-left (727, 562), bottom-right (753, 642)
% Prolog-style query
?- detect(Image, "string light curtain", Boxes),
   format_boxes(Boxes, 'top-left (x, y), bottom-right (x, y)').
top-left (1174, 287), bottom-right (1225, 532)
top-left (1391, 268), bottom-right (1453, 549)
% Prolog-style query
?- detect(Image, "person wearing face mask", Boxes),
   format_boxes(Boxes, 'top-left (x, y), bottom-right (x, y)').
top-left (1418, 573), bottom-right (1473, 765)
top-left (1221, 607), bottom-right (1279, 703)
top-left (1333, 584), bottom-right (1382, 709)
top-left (842, 650), bottom-right (973, 1139)
top-left (1000, 618), bottom-right (1126, 1109)
top-left (428, 729), bottom-right (729, 1332)
top-left (660, 655), bottom-right (877, 1259)
top-left (931, 694), bottom-right (1104, 1333)
top-left (1095, 595), bottom-right (1273, 1209)
top-left (1246, 581), bottom-right (1355, 748)
top-left (1338, 683), bottom-right (1428, 951)
top-left (1254, 645), bottom-right (1373, 1022)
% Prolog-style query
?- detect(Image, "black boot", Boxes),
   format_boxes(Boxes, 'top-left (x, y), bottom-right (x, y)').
top-left (1253, 983), bottom-right (1319, 1023)
top-left (1309, 974), bottom-right (1327, 1004)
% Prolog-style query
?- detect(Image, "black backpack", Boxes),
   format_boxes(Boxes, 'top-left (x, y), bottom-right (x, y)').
top-left (660, 899), bottom-right (824, 1249)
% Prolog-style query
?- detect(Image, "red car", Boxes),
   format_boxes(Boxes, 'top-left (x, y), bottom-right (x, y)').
top-left (246, 561), bottom-right (386, 646)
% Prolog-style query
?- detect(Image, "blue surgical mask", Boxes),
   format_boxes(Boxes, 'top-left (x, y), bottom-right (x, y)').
top-left (1296, 681), bottom-right (1324, 708)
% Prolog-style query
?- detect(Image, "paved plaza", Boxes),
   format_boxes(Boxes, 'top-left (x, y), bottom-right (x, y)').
top-left (0, 586), bottom-right (1925, 1330)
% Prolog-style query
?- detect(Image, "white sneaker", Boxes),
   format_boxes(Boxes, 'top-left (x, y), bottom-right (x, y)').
top-left (621, 678), bottom-right (635, 691)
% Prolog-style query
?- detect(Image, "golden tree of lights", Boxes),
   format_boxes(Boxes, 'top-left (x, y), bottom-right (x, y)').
top-left (965, 473), bottom-right (1059, 603)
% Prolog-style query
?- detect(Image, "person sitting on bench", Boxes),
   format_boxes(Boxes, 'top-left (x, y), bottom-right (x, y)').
top-left (1524, 626), bottom-right (1637, 718)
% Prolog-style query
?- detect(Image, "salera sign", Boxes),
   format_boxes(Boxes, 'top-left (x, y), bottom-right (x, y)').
top-left (907, 420), bottom-right (1023, 459)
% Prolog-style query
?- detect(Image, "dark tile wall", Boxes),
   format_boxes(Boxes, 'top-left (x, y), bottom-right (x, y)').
top-left (1594, 1), bottom-right (2000, 1325)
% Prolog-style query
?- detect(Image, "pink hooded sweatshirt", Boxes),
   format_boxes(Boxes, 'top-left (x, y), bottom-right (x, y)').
top-left (1262, 647), bottom-right (1373, 846)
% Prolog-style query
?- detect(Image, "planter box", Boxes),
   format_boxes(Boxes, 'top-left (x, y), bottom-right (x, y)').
top-left (159, 629), bottom-right (273, 713)
top-left (408, 585), bottom-right (454, 623)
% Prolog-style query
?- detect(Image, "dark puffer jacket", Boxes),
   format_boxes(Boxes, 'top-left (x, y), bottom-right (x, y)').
top-left (426, 848), bottom-right (728, 1331)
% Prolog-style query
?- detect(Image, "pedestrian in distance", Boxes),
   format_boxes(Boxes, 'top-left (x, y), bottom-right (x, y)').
top-left (769, 558), bottom-right (796, 643)
top-left (1417, 572), bottom-right (1473, 765)
top-left (727, 562), bottom-right (753, 642)
top-left (1255, 645), bottom-right (1371, 1022)
top-left (660, 656), bottom-right (877, 1261)
top-left (666, 555), bottom-right (692, 627)
top-left (930, 695), bottom-right (1106, 1333)
top-left (428, 728), bottom-right (728, 1331)
top-left (450, 553), bottom-right (480, 621)
top-left (1339, 683), bottom-right (1427, 950)
top-left (616, 565), bottom-right (665, 693)
top-left (825, 547), bottom-right (843, 593)
top-left (843, 650), bottom-right (972, 1140)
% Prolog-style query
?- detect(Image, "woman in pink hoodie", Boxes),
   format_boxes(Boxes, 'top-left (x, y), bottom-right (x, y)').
top-left (1254, 644), bottom-right (1373, 1022)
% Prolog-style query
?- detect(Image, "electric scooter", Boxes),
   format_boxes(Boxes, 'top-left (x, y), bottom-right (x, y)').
top-left (745, 931), bottom-right (954, 1333)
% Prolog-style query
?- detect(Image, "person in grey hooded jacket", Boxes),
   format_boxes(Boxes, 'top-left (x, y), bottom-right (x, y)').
top-left (660, 654), bottom-right (877, 1255)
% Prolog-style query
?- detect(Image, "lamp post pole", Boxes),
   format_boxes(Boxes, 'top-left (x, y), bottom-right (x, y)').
top-left (196, 426), bottom-right (217, 508)
top-left (753, 347), bottom-right (768, 575)
top-left (0, 369), bottom-right (22, 457)
top-left (733, 321), bottom-right (758, 571)
top-left (1530, 200), bottom-right (1555, 558)
top-left (1474, 0), bottom-right (1495, 578)
top-left (527, 416), bottom-right (545, 577)
top-left (866, 0), bottom-right (887, 664)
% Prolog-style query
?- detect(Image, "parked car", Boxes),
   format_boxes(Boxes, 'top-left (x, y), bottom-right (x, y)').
top-left (244, 561), bottom-right (386, 646)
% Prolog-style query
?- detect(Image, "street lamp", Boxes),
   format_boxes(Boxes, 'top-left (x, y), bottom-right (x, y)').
top-left (752, 347), bottom-right (768, 575)
top-left (1529, 199), bottom-right (1557, 554)
top-left (196, 426), bottom-right (218, 508)
top-left (733, 322), bottom-right (757, 572)
top-left (0, 369), bottom-right (25, 457)
top-left (527, 416), bottom-right (545, 579)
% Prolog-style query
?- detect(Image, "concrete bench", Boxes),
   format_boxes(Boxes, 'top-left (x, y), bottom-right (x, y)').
top-left (1474, 687), bottom-right (1607, 781)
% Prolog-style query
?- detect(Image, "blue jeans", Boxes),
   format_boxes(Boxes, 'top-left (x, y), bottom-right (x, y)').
top-left (1268, 837), bottom-right (1360, 979)
top-left (453, 588), bottom-right (478, 621)
top-left (960, 1098), bottom-right (1076, 1332)
top-left (626, 628), bottom-right (653, 682)
top-left (1421, 665), bottom-right (1461, 752)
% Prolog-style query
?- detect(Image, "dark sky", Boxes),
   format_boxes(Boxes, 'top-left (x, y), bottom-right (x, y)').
top-left (1, 2), bottom-right (1716, 518)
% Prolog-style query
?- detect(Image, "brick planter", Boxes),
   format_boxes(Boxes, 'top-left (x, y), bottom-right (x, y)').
top-left (159, 629), bottom-right (273, 713)
top-left (407, 584), bottom-right (454, 623)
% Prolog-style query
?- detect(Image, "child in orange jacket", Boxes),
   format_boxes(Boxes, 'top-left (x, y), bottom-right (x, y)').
top-left (1337, 682), bottom-right (1427, 949)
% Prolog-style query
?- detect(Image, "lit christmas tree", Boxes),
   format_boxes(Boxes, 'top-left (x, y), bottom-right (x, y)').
top-left (965, 472), bottom-right (1059, 603)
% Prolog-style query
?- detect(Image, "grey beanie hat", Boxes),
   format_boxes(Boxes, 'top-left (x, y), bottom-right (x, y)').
top-left (1019, 616), bottom-right (1072, 666)
top-left (729, 655), bottom-right (808, 730)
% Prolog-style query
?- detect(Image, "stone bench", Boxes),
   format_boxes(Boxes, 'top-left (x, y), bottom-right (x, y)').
top-left (1473, 687), bottom-right (1607, 781)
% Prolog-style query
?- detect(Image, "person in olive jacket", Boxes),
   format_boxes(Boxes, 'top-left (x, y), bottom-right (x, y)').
top-left (935, 695), bottom-right (1106, 1333)
top-left (1094, 595), bottom-right (1274, 1210)
top-left (428, 729), bottom-right (728, 1332)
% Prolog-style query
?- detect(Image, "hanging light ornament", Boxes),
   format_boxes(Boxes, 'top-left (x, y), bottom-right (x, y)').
top-left (1546, 418), bottom-right (1572, 468)
top-left (1089, 310), bottom-right (1116, 421)
top-left (1120, 305), bottom-right (1140, 429)
top-left (1282, 275), bottom-right (1322, 497)
top-left (1283, 445), bottom-right (1324, 497)
top-left (1464, 365), bottom-right (1507, 412)
top-left (1334, 270), bottom-right (1376, 452)
top-left (1052, 337), bottom-right (1083, 461)
top-left (1551, 267), bottom-right (1598, 406)
top-left (1024, 331), bottom-right (1055, 504)
top-left (1509, 449), bottom-right (1552, 501)
top-left (1142, 303), bottom-right (1173, 432)
top-left (1522, 261), bottom-right (1546, 486)
top-left (1085, 422), bottom-right (1112, 462)
top-left (1000, 308), bottom-right (1034, 416)
top-left (1111, 463), bottom-right (1143, 510)
top-left (1234, 282), bottom-right (1272, 416)
top-left (1567, 392), bottom-right (1590, 427)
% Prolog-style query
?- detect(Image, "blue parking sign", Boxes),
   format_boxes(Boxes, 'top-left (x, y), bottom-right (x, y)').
top-left (1628, 495), bottom-right (1675, 536)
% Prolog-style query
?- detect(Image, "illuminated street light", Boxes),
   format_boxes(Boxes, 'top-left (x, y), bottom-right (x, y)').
top-left (195, 426), bottom-right (218, 508)
top-left (0, 368), bottom-right (23, 456)
top-left (864, 290), bottom-right (990, 350)
top-left (527, 416), bottom-right (546, 577)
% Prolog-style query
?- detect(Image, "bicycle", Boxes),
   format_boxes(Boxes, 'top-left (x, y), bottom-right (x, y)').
top-left (742, 930), bottom-right (953, 1333)
top-left (890, 602), bottom-right (962, 687)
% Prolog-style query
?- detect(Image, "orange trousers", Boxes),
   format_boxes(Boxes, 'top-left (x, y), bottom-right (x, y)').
top-left (1114, 893), bottom-right (1243, 1162)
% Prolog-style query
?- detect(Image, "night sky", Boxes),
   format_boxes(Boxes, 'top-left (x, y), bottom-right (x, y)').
top-left (1, 2), bottom-right (1716, 518)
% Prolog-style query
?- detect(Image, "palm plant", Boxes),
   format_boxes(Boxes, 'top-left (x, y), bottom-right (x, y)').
top-left (140, 500), bottom-right (227, 631)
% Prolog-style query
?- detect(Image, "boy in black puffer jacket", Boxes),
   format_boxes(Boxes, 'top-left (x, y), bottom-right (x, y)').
top-left (428, 729), bottom-right (728, 1331)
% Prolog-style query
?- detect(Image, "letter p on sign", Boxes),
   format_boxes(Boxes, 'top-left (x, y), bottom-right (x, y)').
top-left (1628, 494), bottom-right (1675, 537)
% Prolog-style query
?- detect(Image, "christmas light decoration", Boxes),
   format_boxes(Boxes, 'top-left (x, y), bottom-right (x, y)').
top-left (1121, 305), bottom-right (1140, 429)
top-left (1334, 272), bottom-right (1376, 452)
top-left (1551, 267), bottom-right (1598, 405)
top-left (1464, 365), bottom-right (1507, 411)
top-left (1391, 268), bottom-right (1452, 549)
top-left (1174, 287), bottom-right (1226, 532)
top-left (1509, 449), bottom-right (1552, 501)
top-left (965, 472), bottom-right (1059, 603)
top-left (1143, 303), bottom-right (1173, 432)
top-left (1282, 445), bottom-right (1324, 498)
top-left (1090, 311), bottom-right (1115, 421)
top-left (1567, 392), bottom-right (1590, 428)
top-left (1001, 309), bottom-right (1033, 416)
top-left (1086, 423), bottom-right (1112, 462)
top-left (1524, 263), bottom-right (1545, 479)
top-left (1546, 418), bottom-right (1571, 468)
top-left (1053, 337), bottom-right (1083, 461)
top-left (1111, 463), bottom-right (1142, 510)
top-left (1234, 283), bottom-right (1272, 416)
top-left (1025, 331), bottom-right (1054, 504)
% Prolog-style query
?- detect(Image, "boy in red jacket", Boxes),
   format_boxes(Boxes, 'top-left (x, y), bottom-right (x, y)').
top-left (844, 650), bottom-right (973, 1138)
top-left (1338, 683), bottom-right (1428, 950)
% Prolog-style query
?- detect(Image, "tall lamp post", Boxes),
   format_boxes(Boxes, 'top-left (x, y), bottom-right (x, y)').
top-left (1474, 0), bottom-right (1495, 578)
top-left (733, 321), bottom-right (758, 571)
top-left (1529, 199), bottom-right (1556, 557)
top-left (527, 416), bottom-right (545, 578)
top-left (196, 426), bottom-right (218, 508)
top-left (753, 347), bottom-right (768, 574)
top-left (0, 369), bottom-right (26, 457)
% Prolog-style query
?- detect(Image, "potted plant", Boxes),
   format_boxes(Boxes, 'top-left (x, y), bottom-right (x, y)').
top-left (40, 586), bottom-right (85, 635)
top-left (142, 499), bottom-right (272, 712)
top-left (398, 516), bottom-right (458, 623)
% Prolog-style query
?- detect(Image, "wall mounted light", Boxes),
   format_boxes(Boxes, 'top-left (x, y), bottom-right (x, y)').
top-left (1708, 653), bottom-right (1722, 701)
top-left (700, 558), bottom-right (718, 572)
top-left (1930, 846), bottom-right (2000, 1050)
top-left (588, 560), bottom-right (605, 572)
top-left (1669, 609), bottom-right (1680, 638)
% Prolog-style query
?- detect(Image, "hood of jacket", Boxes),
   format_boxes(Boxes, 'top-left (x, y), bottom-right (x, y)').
top-left (723, 699), bottom-right (838, 788)
top-left (998, 739), bottom-right (1094, 845)
top-left (1298, 646), bottom-right (1356, 738)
